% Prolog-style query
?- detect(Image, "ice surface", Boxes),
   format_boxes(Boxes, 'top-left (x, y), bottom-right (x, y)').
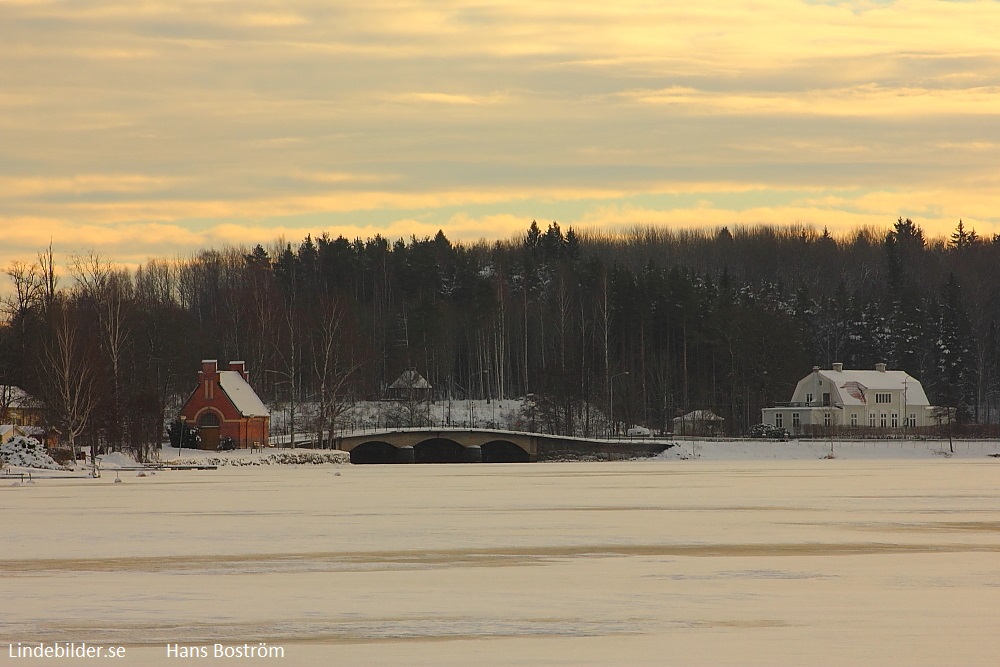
top-left (1, 458), bottom-right (999, 665)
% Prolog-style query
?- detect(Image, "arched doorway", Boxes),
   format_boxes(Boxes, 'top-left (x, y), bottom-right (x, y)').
top-left (198, 411), bottom-right (221, 450)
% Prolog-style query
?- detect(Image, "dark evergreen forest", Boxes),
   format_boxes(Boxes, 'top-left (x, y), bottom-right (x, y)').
top-left (1, 217), bottom-right (995, 455)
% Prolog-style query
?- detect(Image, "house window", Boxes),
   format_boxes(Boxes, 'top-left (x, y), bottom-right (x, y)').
top-left (891, 413), bottom-right (899, 428)
top-left (909, 413), bottom-right (917, 427)
top-left (824, 412), bottom-right (831, 427)
top-left (880, 413), bottom-right (887, 427)
top-left (875, 393), bottom-right (891, 404)
top-left (822, 393), bottom-right (831, 406)
top-left (775, 413), bottom-right (783, 428)
top-left (792, 413), bottom-right (800, 428)
top-left (851, 413), bottom-right (858, 427)
top-left (806, 393), bottom-right (813, 403)
top-left (869, 413), bottom-right (876, 427)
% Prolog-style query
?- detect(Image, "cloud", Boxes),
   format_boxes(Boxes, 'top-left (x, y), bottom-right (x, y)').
top-left (239, 12), bottom-right (307, 28)
top-left (390, 92), bottom-right (514, 106)
top-left (2, 0), bottom-right (1000, 277)
top-left (622, 84), bottom-right (1000, 117)
top-left (0, 174), bottom-right (177, 198)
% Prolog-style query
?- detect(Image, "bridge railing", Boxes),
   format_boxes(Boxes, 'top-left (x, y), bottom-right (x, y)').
top-left (270, 424), bottom-right (674, 448)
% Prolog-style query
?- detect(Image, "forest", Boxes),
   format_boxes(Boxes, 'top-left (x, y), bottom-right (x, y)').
top-left (0, 217), bottom-right (995, 457)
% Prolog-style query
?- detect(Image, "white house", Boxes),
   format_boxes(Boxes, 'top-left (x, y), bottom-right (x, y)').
top-left (761, 363), bottom-right (937, 435)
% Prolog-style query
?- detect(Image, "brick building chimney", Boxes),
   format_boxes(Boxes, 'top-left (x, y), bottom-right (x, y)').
top-left (229, 360), bottom-right (248, 382)
top-left (199, 360), bottom-right (219, 380)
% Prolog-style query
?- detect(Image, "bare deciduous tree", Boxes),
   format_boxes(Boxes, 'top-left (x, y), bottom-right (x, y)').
top-left (309, 294), bottom-right (361, 447)
top-left (43, 299), bottom-right (98, 462)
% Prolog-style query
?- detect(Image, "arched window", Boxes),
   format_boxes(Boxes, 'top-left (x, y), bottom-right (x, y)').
top-left (199, 412), bottom-right (220, 427)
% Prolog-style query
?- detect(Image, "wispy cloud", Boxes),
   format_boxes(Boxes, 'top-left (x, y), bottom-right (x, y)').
top-left (0, 174), bottom-right (177, 198)
top-left (390, 92), bottom-right (514, 106)
top-left (623, 84), bottom-right (1000, 117)
top-left (1, 0), bottom-right (1000, 274)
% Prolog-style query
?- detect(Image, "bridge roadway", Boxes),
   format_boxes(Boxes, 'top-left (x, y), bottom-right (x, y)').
top-left (331, 427), bottom-right (672, 463)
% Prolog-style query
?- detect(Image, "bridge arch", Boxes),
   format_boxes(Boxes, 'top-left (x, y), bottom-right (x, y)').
top-left (349, 441), bottom-right (400, 464)
top-left (481, 439), bottom-right (531, 463)
top-left (414, 437), bottom-right (466, 464)
top-left (335, 429), bottom-right (541, 462)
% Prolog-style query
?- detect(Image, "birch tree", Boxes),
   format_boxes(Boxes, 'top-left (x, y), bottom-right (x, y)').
top-left (43, 298), bottom-right (98, 461)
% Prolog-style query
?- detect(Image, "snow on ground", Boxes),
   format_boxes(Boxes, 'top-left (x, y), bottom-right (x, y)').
top-left (98, 451), bottom-right (139, 468)
top-left (658, 438), bottom-right (1000, 460)
top-left (164, 438), bottom-right (1000, 465)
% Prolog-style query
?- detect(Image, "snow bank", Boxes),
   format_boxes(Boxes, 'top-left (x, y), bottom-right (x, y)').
top-left (657, 438), bottom-right (1000, 461)
top-left (0, 436), bottom-right (63, 470)
top-left (168, 448), bottom-right (349, 467)
top-left (98, 451), bottom-right (140, 469)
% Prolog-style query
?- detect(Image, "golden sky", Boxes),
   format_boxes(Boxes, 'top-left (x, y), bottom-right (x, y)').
top-left (2, 0), bottom-right (1000, 269)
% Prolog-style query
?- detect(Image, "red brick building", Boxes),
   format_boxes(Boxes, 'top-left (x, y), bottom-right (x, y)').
top-left (178, 360), bottom-right (270, 450)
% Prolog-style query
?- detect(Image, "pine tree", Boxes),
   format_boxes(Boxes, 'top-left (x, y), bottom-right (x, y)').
top-left (524, 221), bottom-right (541, 252)
top-left (934, 273), bottom-right (974, 419)
top-left (949, 220), bottom-right (978, 249)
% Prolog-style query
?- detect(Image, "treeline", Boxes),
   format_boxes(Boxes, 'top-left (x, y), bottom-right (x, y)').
top-left (0, 218), bottom-right (996, 454)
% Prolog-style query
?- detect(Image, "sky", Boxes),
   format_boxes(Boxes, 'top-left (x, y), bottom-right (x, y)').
top-left (2, 0), bottom-right (1000, 272)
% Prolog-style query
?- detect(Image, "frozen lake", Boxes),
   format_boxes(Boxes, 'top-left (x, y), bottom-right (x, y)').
top-left (3, 459), bottom-right (1000, 665)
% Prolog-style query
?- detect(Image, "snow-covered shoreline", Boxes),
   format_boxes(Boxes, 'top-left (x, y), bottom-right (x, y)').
top-left (166, 449), bottom-right (350, 467)
top-left (5, 439), bottom-right (1000, 478)
top-left (1, 447), bottom-right (349, 477)
top-left (658, 438), bottom-right (1000, 460)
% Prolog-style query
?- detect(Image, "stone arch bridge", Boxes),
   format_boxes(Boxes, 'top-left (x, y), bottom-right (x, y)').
top-left (332, 428), bottom-right (670, 464)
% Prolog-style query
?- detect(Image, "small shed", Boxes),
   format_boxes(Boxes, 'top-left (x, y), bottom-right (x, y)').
top-left (672, 410), bottom-right (725, 436)
top-left (178, 360), bottom-right (270, 450)
top-left (388, 370), bottom-right (433, 400)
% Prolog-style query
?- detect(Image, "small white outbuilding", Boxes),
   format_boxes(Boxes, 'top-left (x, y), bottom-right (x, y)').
top-left (672, 410), bottom-right (725, 436)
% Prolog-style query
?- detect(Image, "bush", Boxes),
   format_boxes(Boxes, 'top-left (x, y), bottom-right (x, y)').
top-left (1, 436), bottom-right (64, 469)
top-left (746, 423), bottom-right (789, 440)
top-left (47, 448), bottom-right (75, 465)
top-left (167, 420), bottom-right (201, 449)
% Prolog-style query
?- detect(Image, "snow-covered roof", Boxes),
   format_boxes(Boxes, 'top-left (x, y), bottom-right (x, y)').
top-left (819, 369), bottom-right (930, 407)
top-left (218, 371), bottom-right (270, 417)
top-left (390, 370), bottom-right (432, 390)
top-left (0, 385), bottom-right (40, 408)
top-left (0, 424), bottom-right (27, 441)
top-left (674, 410), bottom-right (725, 422)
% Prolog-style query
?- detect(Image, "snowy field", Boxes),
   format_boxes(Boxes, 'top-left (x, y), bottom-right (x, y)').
top-left (2, 456), bottom-right (1000, 666)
